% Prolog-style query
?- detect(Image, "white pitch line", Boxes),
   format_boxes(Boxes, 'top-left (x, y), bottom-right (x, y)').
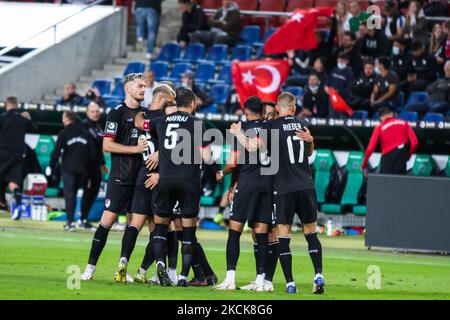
top-left (1, 232), bottom-right (450, 267)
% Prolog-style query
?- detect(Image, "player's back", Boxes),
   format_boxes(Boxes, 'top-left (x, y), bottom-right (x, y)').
top-left (270, 116), bottom-right (314, 194)
top-left (156, 110), bottom-right (204, 183)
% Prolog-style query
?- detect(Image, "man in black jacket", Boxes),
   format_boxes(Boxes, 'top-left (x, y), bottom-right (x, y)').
top-left (49, 111), bottom-right (96, 231)
top-left (0, 96), bottom-right (38, 220)
top-left (79, 102), bottom-right (108, 230)
top-left (349, 59), bottom-right (377, 113)
top-left (359, 23), bottom-right (390, 60)
top-left (301, 73), bottom-right (329, 118)
top-left (391, 38), bottom-right (411, 81)
top-left (333, 31), bottom-right (363, 76)
top-left (177, 0), bottom-right (209, 48)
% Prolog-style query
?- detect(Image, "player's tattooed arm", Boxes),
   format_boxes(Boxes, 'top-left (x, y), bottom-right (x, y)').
top-left (230, 122), bottom-right (263, 153)
top-left (295, 127), bottom-right (315, 156)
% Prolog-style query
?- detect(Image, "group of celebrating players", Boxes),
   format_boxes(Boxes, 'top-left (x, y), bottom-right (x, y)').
top-left (79, 72), bottom-right (325, 294)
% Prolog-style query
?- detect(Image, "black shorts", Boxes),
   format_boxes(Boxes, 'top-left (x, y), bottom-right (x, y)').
top-left (171, 202), bottom-right (182, 221)
top-left (0, 152), bottom-right (23, 186)
top-left (131, 184), bottom-right (157, 216)
top-left (380, 145), bottom-right (408, 175)
top-left (104, 179), bottom-right (135, 215)
top-left (155, 178), bottom-right (200, 219)
top-left (275, 189), bottom-right (318, 225)
top-left (230, 190), bottom-right (274, 226)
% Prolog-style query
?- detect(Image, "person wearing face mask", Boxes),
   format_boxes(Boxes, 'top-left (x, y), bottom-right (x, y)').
top-left (179, 70), bottom-right (211, 111)
top-left (349, 59), bottom-right (377, 113)
top-left (391, 38), bottom-right (411, 81)
top-left (333, 31), bottom-right (363, 76)
top-left (326, 53), bottom-right (355, 118)
top-left (370, 57), bottom-right (401, 111)
top-left (301, 73), bottom-right (328, 118)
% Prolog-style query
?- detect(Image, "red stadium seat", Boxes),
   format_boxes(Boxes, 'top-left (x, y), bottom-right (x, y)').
top-left (199, 0), bottom-right (222, 9)
top-left (235, 0), bottom-right (258, 11)
top-left (315, 0), bottom-right (338, 8)
top-left (286, 0), bottom-right (315, 11)
top-left (259, 0), bottom-right (287, 12)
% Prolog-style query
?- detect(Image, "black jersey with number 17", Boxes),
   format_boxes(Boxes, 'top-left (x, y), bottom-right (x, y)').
top-left (269, 116), bottom-right (314, 194)
top-left (148, 111), bottom-right (208, 184)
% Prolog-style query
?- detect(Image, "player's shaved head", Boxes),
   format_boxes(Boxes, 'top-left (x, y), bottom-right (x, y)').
top-left (152, 81), bottom-right (176, 99)
top-left (277, 92), bottom-right (296, 112)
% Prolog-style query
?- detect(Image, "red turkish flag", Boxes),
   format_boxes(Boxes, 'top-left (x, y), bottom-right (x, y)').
top-left (232, 60), bottom-right (291, 108)
top-left (263, 8), bottom-right (334, 55)
top-left (328, 87), bottom-right (354, 116)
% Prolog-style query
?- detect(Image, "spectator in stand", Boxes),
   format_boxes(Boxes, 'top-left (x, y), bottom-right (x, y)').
top-left (333, 31), bottom-right (363, 76)
top-left (301, 73), bottom-right (328, 118)
top-left (225, 88), bottom-right (241, 115)
top-left (177, 0), bottom-right (209, 48)
top-left (84, 87), bottom-right (108, 109)
top-left (429, 23), bottom-right (446, 76)
top-left (348, 0), bottom-right (371, 33)
top-left (349, 59), bottom-right (377, 113)
top-left (382, 1), bottom-right (406, 43)
top-left (56, 83), bottom-right (83, 107)
top-left (391, 37), bottom-right (411, 81)
top-left (443, 21), bottom-right (450, 60)
top-left (405, 60), bottom-right (450, 114)
top-left (142, 70), bottom-right (157, 108)
top-left (370, 57), bottom-right (401, 111)
top-left (359, 21), bottom-right (390, 60)
top-left (423, 0), bottom-right (449, 31)
top-left (403, 0), bottom-right (426, 42)
top-left (402, 40), bottom-right (438, 97)
top-left (134, 0), bottom-right (163, 60)
top-left (190, 0), bottom-right (241, 47)
top-left (326, 53), bottom-right (354, 118)
top-left (362, 107), bottom-right (418, 175)
top-left (335, 0), bottom-right (352, 45)
top-left (179, 70), bottom-right (211, 110)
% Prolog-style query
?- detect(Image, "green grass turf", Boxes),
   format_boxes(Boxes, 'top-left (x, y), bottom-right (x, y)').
top-left (0, 214), bottom-right (449, 300)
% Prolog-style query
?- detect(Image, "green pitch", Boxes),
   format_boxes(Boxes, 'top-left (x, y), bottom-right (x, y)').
top-left (0, 214), bottom-right (449, 300)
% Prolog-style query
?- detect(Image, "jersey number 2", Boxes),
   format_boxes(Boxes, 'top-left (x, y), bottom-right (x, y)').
top-left (164, 123), bottom-right (180, 150)
top-left (287, 136), bottom-right (304, 164)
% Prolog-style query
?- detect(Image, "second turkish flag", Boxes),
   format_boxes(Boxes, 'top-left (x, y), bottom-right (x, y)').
top-left (232, 60), bottom-right (291, 108)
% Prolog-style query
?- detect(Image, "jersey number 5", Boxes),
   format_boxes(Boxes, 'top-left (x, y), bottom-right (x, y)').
top-left (164, 123), bottom-right (180, 150)
top-left (287, 135), bottom-right (304, 164)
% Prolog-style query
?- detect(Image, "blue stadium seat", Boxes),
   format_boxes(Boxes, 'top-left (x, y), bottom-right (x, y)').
top-left (105, 98), bottom-right (122, 108)
top-left (423, 112), bottom-right (445, 123)
top-left (209, 64), bottom-right (232, 85)
top-left (162, 62), bottom-right (191, 82)
top-left (174, 43), bottom-right (205, 63)
top-left (91, 79), bottom-right (111, 96)
top-left (210, 84), bottom-right (230, 105)
top-left (195, 62), bottom-right (215, 84)
top-left (352, 110), bottom-right (369, 120)
top-left (230, 45), bottom-right (252, 62)
top-left (104, 77), bottom-right (124, 100)
top-left (398, 111), bottom-right (418, 122)
top-left (372, 111), bottom-right (380, 120)
top-left (399, 91), bottom-right (405, 108)
top-left (154, 43), bottom-right (181, 62)
top-left (406, 91), bottom-right (429, 105)
top-left (203, 44), bottom-right (228, 64)
top-left (254, 27), bottom-right (277, 47)
top-left (240, 25), bottom-right (261, 45)
top-left (285, 86), bottom-right (304, 98)
top-left (150, 61), bottom-right (169, 81)
top-left (201, 104), bottom-right (219, 114)
top-left (123, 61), bottom-right (146, 76)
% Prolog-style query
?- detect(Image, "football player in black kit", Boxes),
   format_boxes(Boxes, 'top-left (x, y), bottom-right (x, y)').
top-left (114, 82), bottom-right (176, 283)
top-left (138, 88), bottom-right (212, 287)
top-left (270, 92), bottom-right (324, 294)
top-left (81, 73), bottom-right (148, 281)
top-left (214, 96), bottom-right (274, 292)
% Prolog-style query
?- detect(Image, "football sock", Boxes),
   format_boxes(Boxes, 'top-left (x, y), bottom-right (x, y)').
top-left (140, 234), bottom-right (155, 271)
top-left (181, 227), bottom-right (197, 277)
top-left (166, 231), bottom-right (178, 270)
top-left (255, 233), bottom-right (269, 278)
top-left (191, 252), bottom-right (205, 280)
top-left (13, 188), bottom-right (22, 206)
top-left (152, 223), bottom-right (169, 264)
top-left (88, 224), bottom-right (110, 266)
top-left (195, 242), bottom-right (215, 277)
top-left (226, 229), bottom-right (241, 271)
top-left (225, 270), bottom-right (236, 283)
top-left (278, 236), bottom-right (294, 283)
top-left (253, 243), bottom-right (260, 276)
top-left (305, 232), bottom-right (323, 274)
top-left (266, 241), bottom-right (279, 282)
top-left (255, 274), bottom-right (265, 286)
top-left (218, 206), bottom-right (226, 214)
top-left (120, 225), bottom-right (139, 261)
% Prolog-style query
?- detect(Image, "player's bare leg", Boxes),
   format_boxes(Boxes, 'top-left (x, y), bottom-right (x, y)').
top-left (115, 214), bottom-right (147, 283)
top-left (152, 215), bottom-right (172, 286)
top-left (277, 224), bottom-right (297, 293)
top-left (81, 210), bottom-right (117, 280)
top-left (177, 217), bottom-right (198, 287)
top-left (303, 222), bottom-right (324, 294)
top-left (214, 220), bottom-right (244, 290)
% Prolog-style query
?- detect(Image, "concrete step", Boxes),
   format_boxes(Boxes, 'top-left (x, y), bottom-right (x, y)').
top-left (103, 63), bottom-right (126, 73)
top-left (126, 51), bottom-right (148, 60)
top-left (91, 69), bottom-right (122, 79)
top-left (114, 57), bottom-right (133, 65)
